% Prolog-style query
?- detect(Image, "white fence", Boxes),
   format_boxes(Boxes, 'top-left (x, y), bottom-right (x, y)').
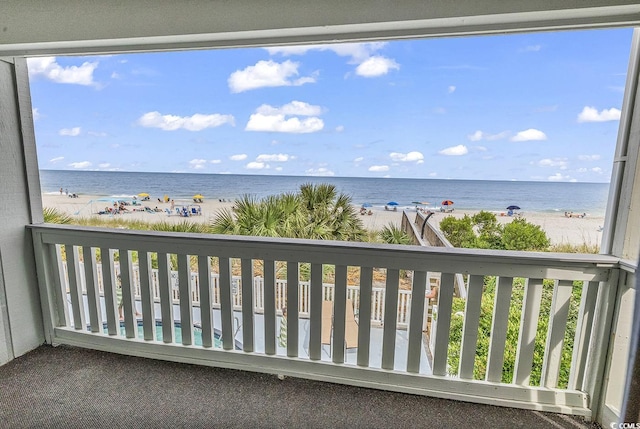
top-left (65, 261), bottom-right (414, 328)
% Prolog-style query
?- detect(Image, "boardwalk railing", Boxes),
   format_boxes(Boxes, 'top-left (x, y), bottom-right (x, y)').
top-left (30, 224), bottom-right (624, 418)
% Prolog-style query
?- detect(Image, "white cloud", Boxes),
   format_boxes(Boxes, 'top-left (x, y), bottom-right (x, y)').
top-left (467, 130), bottom-right (509, 141)
top-left (68, 161), bottom-right (92, 169)
top-left (592, 167), bottom-right (604, 173)
top-left (98, 163), bottom-right (111, 168)
top-left (256, 154), bottom-right (291, 162)
top-left (27, 57), bottom-right (98, 86)
top-left (210, 159), bottom-right (222, 164)
top-left (548, 173), bottom-right (571, 181)
top-left (439, 145), bottom-right (468, 156)
top-left (428, 172), bottom-right (438, 177)
top-left (578, 154), bottom-right (601, 161)
top-left (305, 167), bottom-right (335, 176)
top-left (32, 108), bottom-right (41, 120)
top-left (59, 127), bottom-right (81, 136)
top-left (246, 114), bottom-right (323, 133)
top-left (246, 102), bottom-right (324, 134)
top-left (246, 162), bottom-right (268, 170)
top-left (49, 156), bottom-right (64, 163)
top-left (275, 167), bottom-right (283, 172)
top-left (335, 125), bottom-right (345, 132)
top-left (511, 128), bottom-right (547, 142)
top-left (137, 111), bottom-right (235, 131)
top-left (537, 158), bottom-right (568, 169)
top-left (369, 165), bottom-right (390, 172)
top-left (355, 56), bottom-right (399, 77)
top-left (256, 101), bottom-right (322, 116)
top-left (111, 72), bottom-right (120, 79)
top-left (577, 168), bottom-right (588, 173)
top-left (189, 159), bottom-right (207, 169)
top-left (354, 157), bottom-right (364, 162)
top-left (228, 60), bottom-right (315, 93)
top-left (230, 154), bottom-right (247, 161)
top-left (389, 151), bottom-right (424, 163)
top-left (266, 42), bottom-right (387, 63)
top-left (448, 85), bottom-right (456, 93)
top-left (577, 106), bottom-right (621, 123)
top-left (474, 146), bottom-right (487, 152)
top-left (88, 131), bottom-right (107, 137)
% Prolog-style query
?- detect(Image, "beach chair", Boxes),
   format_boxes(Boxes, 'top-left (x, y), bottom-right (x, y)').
top-left (321, 301), bottom-right (332, 347)
top-left (321, 300), bottom-right (359, 352)
top-left (345, 299), bottom-right (358, 349)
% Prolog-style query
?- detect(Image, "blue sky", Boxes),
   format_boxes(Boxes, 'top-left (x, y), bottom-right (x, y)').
top-left (29, 28), bottom-right (631, 182)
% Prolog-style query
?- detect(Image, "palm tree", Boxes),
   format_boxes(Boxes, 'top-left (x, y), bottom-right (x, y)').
top-left (379, 223), bottom-right (412, 245)
top-left (43, 207), bottom-right (72, 224)
top-left (210, 184), bottom-right (365, 241)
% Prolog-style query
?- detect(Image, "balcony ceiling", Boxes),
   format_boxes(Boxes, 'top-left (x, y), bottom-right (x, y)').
top-left (1, 0), bottom-right (640, 56)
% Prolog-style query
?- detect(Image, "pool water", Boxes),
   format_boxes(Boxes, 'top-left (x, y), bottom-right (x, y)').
top-left (105, 321), bottom-right (223, 348)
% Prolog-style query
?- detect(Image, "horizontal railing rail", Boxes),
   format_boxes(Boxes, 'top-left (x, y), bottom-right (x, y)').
top-left (29, 223), bottom-right (622, 418)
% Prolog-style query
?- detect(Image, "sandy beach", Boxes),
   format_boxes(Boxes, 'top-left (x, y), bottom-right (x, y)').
top-left (42, 194), bottom-right (605, 247)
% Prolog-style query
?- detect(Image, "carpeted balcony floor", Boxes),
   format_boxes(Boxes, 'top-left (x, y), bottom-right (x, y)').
top-left (0, 345), bottom-right (601, 428)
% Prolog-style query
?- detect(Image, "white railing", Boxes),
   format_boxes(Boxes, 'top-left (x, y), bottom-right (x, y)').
top-left (30, 224), bottom-right (623, 418)
top-left (65, 262), bottom-right (410, 328)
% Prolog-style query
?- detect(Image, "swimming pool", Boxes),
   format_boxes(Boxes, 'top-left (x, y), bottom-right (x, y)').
top-left (102, 320), bottom-right (237, 349)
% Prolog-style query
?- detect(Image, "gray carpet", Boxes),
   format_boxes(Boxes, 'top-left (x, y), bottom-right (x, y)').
top-left (0, 345), bottom-right (601, 429)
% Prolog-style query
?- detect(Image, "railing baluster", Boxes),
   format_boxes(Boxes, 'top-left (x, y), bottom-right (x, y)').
top-left (382, 268), bottom-right (400, 370)
top-left (459, 275), bottom-right (485, 379)
top-left (357, 267), bottom-right (373, 367)
top-left (309, 263), bottom-right (323, 360)
top-left (241, 258), bottom-right (254, 352)
top-left (82, 247), bottom-right (101, 333)
top-left (100, 248), bottom-right (118, 335)
top-left (157, 252), bottom-right (174, 343)
top-left (433, 272), bottom-right (455, 376)
top-left (219, 257), bottom-right (234, 350)
top-left (513, 278), bottom-right (544, 385)
top-left (177, 254), bottom-right (193, 346)
top-left (286, 261), bottom-right (299, 357)
top-left (407, 270), bottom-right (427, 373)
top-left (119, 249), bottom-right (135, 339)
top-left (332, 265), bottom-right (347, 364)
top-left (541, 279), bottom-right (573, 388)
top-left (486, 276), bottom-right (514, 382)
top-left (198, 255), bottom-right (213, 348)
top-left (568, 280), bottom-right (598, 390)
top-left (65, 245), bottom-right (85, 330)
top-left (138, 251), bottom-right (155, 341)
top-left (52, 244), bottom-right (70, 327)
top-left (264, 260), bottom-right (276, 355)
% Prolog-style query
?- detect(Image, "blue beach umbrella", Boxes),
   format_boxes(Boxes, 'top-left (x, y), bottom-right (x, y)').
top-left (387, 201), bottom-right (399, 206)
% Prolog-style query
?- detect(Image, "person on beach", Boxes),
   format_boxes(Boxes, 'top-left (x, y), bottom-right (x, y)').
top-left (60, 187), bottom-right (63, 195)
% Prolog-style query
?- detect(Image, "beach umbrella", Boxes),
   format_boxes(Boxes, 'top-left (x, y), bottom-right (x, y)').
top-left (506, 205), bottom-right (521, 210)
top-left (412, 201), bottom-right (430, 205)
top-left (387, 201), bottom-right (399, 206)
top-left (441, 200), bottom-right (454, 206)
top-left (193, 194), bottom-right (204, 199)
top-left (138, 192), bottom-right (150, 197)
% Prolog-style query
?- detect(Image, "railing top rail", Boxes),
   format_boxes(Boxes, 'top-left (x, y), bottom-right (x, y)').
top-left (29, 224), bottom-right (620, 280)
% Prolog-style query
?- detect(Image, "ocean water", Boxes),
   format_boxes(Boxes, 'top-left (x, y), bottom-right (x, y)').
top-left (40, 170), bottom-right (611, 216)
